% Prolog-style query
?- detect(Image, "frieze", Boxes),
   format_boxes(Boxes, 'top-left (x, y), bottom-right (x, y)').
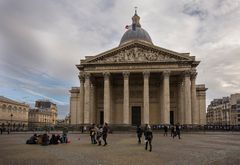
top-left (91, 47), bottom-right (186, 63)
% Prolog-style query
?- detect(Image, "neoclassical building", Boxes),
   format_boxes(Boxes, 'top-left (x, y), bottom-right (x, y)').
top-left (28, 100), bottom-right (57, 129)
top-left (0, 96), bottom-right (29, 130)
top-left (70, 11), bottom-right (207, 126)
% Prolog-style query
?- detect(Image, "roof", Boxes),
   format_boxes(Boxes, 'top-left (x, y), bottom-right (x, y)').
top-left (0, 96), bottom-right (28, 106)
top-left (120, 27), bottom-right (153, 46)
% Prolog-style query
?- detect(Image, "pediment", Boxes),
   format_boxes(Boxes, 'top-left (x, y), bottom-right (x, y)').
top-left (82, 41), bottom-right (194, 64)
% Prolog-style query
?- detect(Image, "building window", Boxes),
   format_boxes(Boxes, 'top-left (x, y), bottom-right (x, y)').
top-left (2, 104), bottom-right (6, 112)
top-left (13, 106), bottom-right (17, 113)
top-left (8, 106), bottom-right (12, 113)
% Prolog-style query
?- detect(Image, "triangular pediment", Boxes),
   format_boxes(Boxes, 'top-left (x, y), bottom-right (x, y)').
top-left (82, 41), bottom-right (194, 64)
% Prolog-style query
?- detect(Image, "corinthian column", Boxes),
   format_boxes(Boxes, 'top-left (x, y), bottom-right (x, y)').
top-left (90, 80), bottom-right (96, 124)
top-left (191, 71), bottom-right (198, 124)
top-left (103, 72), bottom-right (111, 124)
top-left (123, 72), bottom-right (130, 125)
top-left (162, 71), bottom-right (170, 124)
top-left (177, 79), bottom-right (184, 124)
top-left (78, 74), bottom-right (85, 124)
top-left (84, 73), bottom-right (91, 124)
top-left (143, 71), bottom-right (150, 124)
top-left (184, 71), bottom-right (192, 124)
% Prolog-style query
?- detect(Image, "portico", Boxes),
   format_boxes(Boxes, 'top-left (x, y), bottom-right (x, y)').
top-left (69, 11), bottom-right (207, 126)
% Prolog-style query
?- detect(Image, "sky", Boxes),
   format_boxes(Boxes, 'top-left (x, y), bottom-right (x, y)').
top-left (0, 0), bottom-right (240, 119)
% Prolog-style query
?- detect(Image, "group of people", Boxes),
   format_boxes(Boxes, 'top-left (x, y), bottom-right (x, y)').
top-left (0, 128), bottom-right (10, 134)
top-left (136, 124), bottom-right (153, 152)
top-left (26, 132), bottom-right (68, 146)
top-left (89, 123), bottom-right (109, 146)
top-left (164, 124), bottom-right (181, 139)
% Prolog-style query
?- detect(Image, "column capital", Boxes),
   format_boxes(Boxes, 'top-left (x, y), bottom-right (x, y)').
top-left (78, 74), bottom-right (85, 83)
top-left (143, 71), bottom-right (150, 78)
top-left (190, 71), bottom-right (198, 80)
top-left (103, 72), bottom-right (110, 79)
top-left (84, 73), bottom-right (91, 80)
top-left (183, 70), bottom-right (191, 77)
top-left (122, 71), bottom-right (130, 78)
top-left (162, 70), bottom-right (171, 77)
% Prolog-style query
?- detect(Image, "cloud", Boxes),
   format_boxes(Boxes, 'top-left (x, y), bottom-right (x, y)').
top-left (1, 0), bottom-right (240, 118)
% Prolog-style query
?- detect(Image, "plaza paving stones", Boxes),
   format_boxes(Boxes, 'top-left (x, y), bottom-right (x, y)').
top-left (0, 132), bottom-right (240, 165)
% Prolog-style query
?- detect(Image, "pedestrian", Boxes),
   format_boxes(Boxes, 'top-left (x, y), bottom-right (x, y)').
top-left (81, 126), bottom-right (84, 133)
top-left (136, 125), bottom-right (143, 144)
top-left (90, 124), bottom-right (97, 144)
top-left (0, 128), bottom-right (2, 134)
top-left (102, 123), bottom-right (109, 146)
top-left (26, 134), bottom-right (37, 144)
top-left (163, 125), bottom-right (168, 136)
top-left (170, 125), bottom-right (174, 137)
top-left (96, 125), bottom-right (103, 146)
top-left (42, 133), bottom-right (50, 146)
top-left (144, 124), bottom-right (153, 152)
top-left (173, 123), bottom-right (181, 139)
top-left (62, 130), bottom-right (68, 143)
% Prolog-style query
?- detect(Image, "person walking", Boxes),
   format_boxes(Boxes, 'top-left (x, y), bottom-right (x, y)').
top-left (170, 125), bottom-right (174, 137)
top-left (144, 124), bottom-right (153, 152)
top-left (89, 124), bottom-right (97, 144)
top-left (173, 123), bottom-right (181, 139)
top-left (136, 125), bottom-right (143, 144)
top-left (102, 123), bottom-right (109, 146)
top-left (163, 125), bottom-right (168, 136)
top-left (96, 125), bottom-right (103, 146)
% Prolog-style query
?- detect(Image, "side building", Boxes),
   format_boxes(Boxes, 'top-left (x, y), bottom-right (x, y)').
top-left (230, 93), bottom-right (240, 125)
top-left (207, 93), bottom-right (240, 125)
top-left (28, 100), bottom-right (57, 130)
top-left (0, 96), bottom-right (29, 130)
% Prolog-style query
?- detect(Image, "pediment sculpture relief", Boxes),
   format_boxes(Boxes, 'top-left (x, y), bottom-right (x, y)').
top-left (92, 47), bottom-right (186, 63)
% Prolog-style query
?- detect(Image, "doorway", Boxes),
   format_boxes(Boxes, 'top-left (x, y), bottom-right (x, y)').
top-left (132, 106), bottom-right (141, 126)
top-left (100, 111), bottom-right (104, 125)
top-left (170, 111), bottom-right (174, 125)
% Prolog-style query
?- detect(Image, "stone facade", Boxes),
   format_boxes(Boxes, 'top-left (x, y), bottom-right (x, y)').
top-left (206, 93), bottom-right (240, 125)
top-left (0, 96), bottom-right (29, 130)
top-left (206, 97), bottom-right (230, 125)
top-left (70, 12), bottom-right (207, 126)
top-left (28, 100), bottom-right (57, 129)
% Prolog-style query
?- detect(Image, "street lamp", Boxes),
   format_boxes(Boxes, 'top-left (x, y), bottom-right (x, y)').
top-left (10, 113), bottom-right (13, 131)
top-left (43, 118), bottom-right (46, 131)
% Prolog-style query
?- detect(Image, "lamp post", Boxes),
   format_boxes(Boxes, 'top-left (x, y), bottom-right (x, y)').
top-left (10, 113), bottom-right (13, 131)
top-left (44, 118), bottom-right (47, 131)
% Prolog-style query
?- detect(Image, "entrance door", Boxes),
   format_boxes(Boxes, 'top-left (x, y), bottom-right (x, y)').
top-left (100, 111), bottom-right (104, 125)
top-left (132, 106), bottom-right (141, 126)
top-left (170, 111), bottom-right (174, 125)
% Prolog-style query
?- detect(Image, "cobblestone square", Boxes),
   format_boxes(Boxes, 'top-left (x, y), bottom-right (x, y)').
top-left (0, 132), bottom-right (240, 165)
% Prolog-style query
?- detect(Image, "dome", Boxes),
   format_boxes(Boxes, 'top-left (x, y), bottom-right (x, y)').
top-left (120, 27), bottom-right (153, 45)
top-left (119, 10), bottom-right (153, 46)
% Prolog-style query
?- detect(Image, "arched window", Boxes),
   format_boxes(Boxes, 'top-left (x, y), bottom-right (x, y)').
top-left (13, 106), bottom-right (17, 113)
top-left (19, 107), bottom-right (22, 113)
top-left (2, 104), bottom-right (7, 112)
top-left (7, 105), bottom-right (12, 113)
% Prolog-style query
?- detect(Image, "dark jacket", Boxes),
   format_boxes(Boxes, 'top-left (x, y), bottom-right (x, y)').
top-left (144, 128), bottom-right (153, 141)
top-left (137, 127), bottom-right (143, 137)
top-left (102, 126), bottom-right (108, 137)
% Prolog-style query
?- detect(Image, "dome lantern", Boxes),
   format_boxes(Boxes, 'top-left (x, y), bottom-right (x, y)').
top-left (119, 9), bottom-right (153, 46)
